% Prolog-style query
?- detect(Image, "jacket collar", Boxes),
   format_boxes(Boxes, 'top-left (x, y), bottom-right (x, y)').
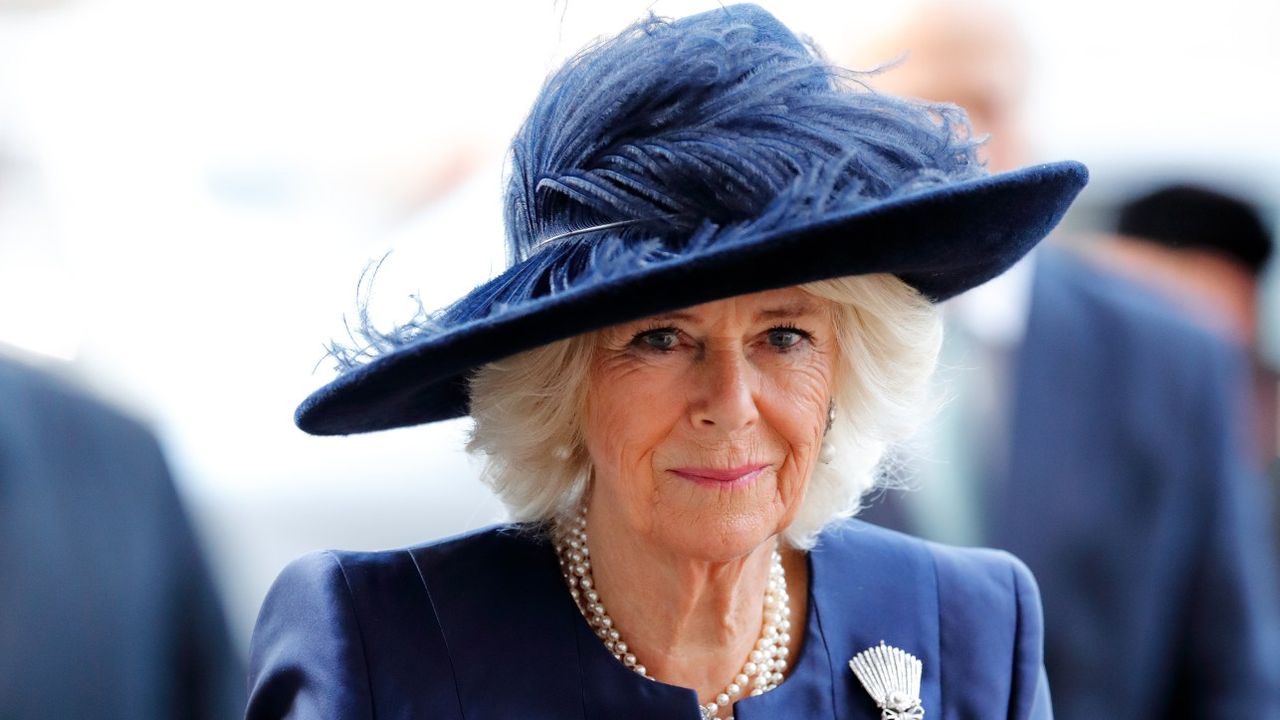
top-left (565, 520), bottom-right (941, 719)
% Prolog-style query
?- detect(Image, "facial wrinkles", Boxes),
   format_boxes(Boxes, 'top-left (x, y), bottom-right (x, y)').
top-left (585, 289), bottom-right (837, 556)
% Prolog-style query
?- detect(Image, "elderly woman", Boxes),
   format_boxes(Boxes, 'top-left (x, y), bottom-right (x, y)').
top-left (247, 5), bottom-right (1085, 719)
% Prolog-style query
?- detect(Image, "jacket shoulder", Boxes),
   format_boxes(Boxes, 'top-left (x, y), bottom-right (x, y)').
top-left (927, 541), bottom-right (1040, 617)
top-left (925, 539), bottom-right (1049, 719)
top-left (816, 520), bottom-right (1051, 718)
top-left (403, 522), bottom-right (549, 573)
top-left (247, 550), bottom-right (379, 720)
top-left (244, 526), bottom-right (536, 720)
top-left (816, 519), bottom-right (1040, 614)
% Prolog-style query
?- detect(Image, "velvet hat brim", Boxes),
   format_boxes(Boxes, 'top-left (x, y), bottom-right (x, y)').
top-left (296, 160), bottom-right (1086, 436)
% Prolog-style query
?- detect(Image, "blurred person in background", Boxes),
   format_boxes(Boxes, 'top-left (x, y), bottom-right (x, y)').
top-left (851, 1), bottom-right (1280, 717)
top-left (1095, 183), bottom-right (1277, 468)
top-left (0, 348), bottom-right (245, 719)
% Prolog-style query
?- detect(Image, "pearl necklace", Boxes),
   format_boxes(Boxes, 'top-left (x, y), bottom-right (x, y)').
top-left (553, 507), bottom-right (792, 720)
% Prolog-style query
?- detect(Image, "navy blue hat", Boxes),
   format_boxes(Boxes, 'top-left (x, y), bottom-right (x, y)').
top-left (297, 4), bottom-right (1087, 436)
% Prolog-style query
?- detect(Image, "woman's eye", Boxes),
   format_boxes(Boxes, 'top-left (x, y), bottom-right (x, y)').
top-left (767, 328), bottom-right (807, 350)
top-left (633, 328), bottom-right (680, 352)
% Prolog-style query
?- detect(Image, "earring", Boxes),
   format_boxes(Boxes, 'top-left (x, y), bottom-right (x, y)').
top-left (825, 399), bottom-right (836, 433)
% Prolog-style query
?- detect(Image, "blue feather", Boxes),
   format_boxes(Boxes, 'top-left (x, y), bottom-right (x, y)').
top-left (328, 5), bottom-right (982, 373)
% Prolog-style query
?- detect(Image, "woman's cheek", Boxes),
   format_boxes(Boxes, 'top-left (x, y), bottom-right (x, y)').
top-left (587, 362), bottom-right (684, 508)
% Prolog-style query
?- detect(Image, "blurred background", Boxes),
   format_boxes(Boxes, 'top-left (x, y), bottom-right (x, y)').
top-left (1, 0), bottom-right (1277, 716)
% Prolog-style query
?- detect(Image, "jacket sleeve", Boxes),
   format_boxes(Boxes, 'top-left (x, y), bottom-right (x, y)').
top-left (931, 543), bottom-right (1053, 719)
top-left (246, 551), bottom-right (374, 720)
top-left (1009, 554), bottom-right (1053, 720)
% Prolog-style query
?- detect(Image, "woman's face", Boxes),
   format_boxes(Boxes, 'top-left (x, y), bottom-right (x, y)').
top-left (583, 287), bottom-right (838, 561)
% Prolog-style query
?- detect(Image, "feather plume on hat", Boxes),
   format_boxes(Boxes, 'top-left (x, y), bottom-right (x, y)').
top-left (300, 4), bottom-right (1086, 435)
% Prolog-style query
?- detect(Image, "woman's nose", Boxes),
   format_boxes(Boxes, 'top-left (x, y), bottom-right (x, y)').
top-left (691, 347), bottom-right (759, 431)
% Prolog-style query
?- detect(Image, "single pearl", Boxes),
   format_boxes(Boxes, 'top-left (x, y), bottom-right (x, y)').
top-left (726, 683), bottom-right (741, 695)
top-left (716, 693), bottom-right (730, 707)
top-left (735, 673), bottom-right (749, 686)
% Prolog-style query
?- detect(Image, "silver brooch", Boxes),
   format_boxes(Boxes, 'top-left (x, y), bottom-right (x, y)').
top-left (848, 641), bottom-right (924, 719)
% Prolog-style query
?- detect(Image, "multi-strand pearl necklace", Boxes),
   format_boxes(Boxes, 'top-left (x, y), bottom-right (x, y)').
top-left (553, 506), bottom-right (792, 720)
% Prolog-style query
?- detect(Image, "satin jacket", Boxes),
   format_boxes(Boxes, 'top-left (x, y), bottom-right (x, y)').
top-left (246, 519), bottom-right (1051, 719)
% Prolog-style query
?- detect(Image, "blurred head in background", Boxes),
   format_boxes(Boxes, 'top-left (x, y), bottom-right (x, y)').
top-left (1108, 183), bottom-right (1272, 348)
top-left (1100, 183), bottom-right (1277, 462)
top-left (853, 0), bottom-right (1031, 171)
top-left (848, 0), bottom-right (1041, 338)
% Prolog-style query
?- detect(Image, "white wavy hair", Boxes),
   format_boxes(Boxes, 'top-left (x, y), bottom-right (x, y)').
top-left (466, 274), bottom-right (942, 549)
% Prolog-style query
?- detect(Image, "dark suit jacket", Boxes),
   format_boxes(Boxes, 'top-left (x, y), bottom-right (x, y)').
top-left (247, 520), bottom-right (1051, 719)
top-left (863, 249), bottom-right (1280, 718)
top-left (0, 356), bottom-right (245, 719)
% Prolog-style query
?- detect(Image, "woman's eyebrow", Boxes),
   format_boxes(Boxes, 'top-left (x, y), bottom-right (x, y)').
top-left (756, 301), bottom-right (821, 321)
top-left (644, 311), bottom-right (698, 324)
top-left (641, 302), bottom-right (820, 325)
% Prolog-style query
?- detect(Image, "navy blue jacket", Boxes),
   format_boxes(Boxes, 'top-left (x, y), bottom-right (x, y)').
top-left (247, 520), bottom-right (1051, 719)
top-left (864, 249), bottom-right (1280, 718)
top-left (0, 356), bottom-right (245, 719)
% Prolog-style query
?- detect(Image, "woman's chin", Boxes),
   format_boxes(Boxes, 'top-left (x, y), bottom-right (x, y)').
top-left (654, 512), bottom-right (784, 563)
top-left (636, 475), bottom-right (799, 561)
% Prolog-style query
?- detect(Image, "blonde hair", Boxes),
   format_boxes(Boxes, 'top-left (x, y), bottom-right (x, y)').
top-left (466, 274), bottom-right (942, 549)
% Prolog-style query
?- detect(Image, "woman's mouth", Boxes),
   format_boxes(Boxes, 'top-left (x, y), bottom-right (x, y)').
top-left (669, 464), bottom-right (770, 488)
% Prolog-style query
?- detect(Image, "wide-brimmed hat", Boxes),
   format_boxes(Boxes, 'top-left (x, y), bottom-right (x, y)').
top-left (296, 3), bottom-right (1087, 436)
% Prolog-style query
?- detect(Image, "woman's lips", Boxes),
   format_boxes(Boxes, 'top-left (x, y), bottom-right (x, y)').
top-left (669, 464), bottom-right (770, 487)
